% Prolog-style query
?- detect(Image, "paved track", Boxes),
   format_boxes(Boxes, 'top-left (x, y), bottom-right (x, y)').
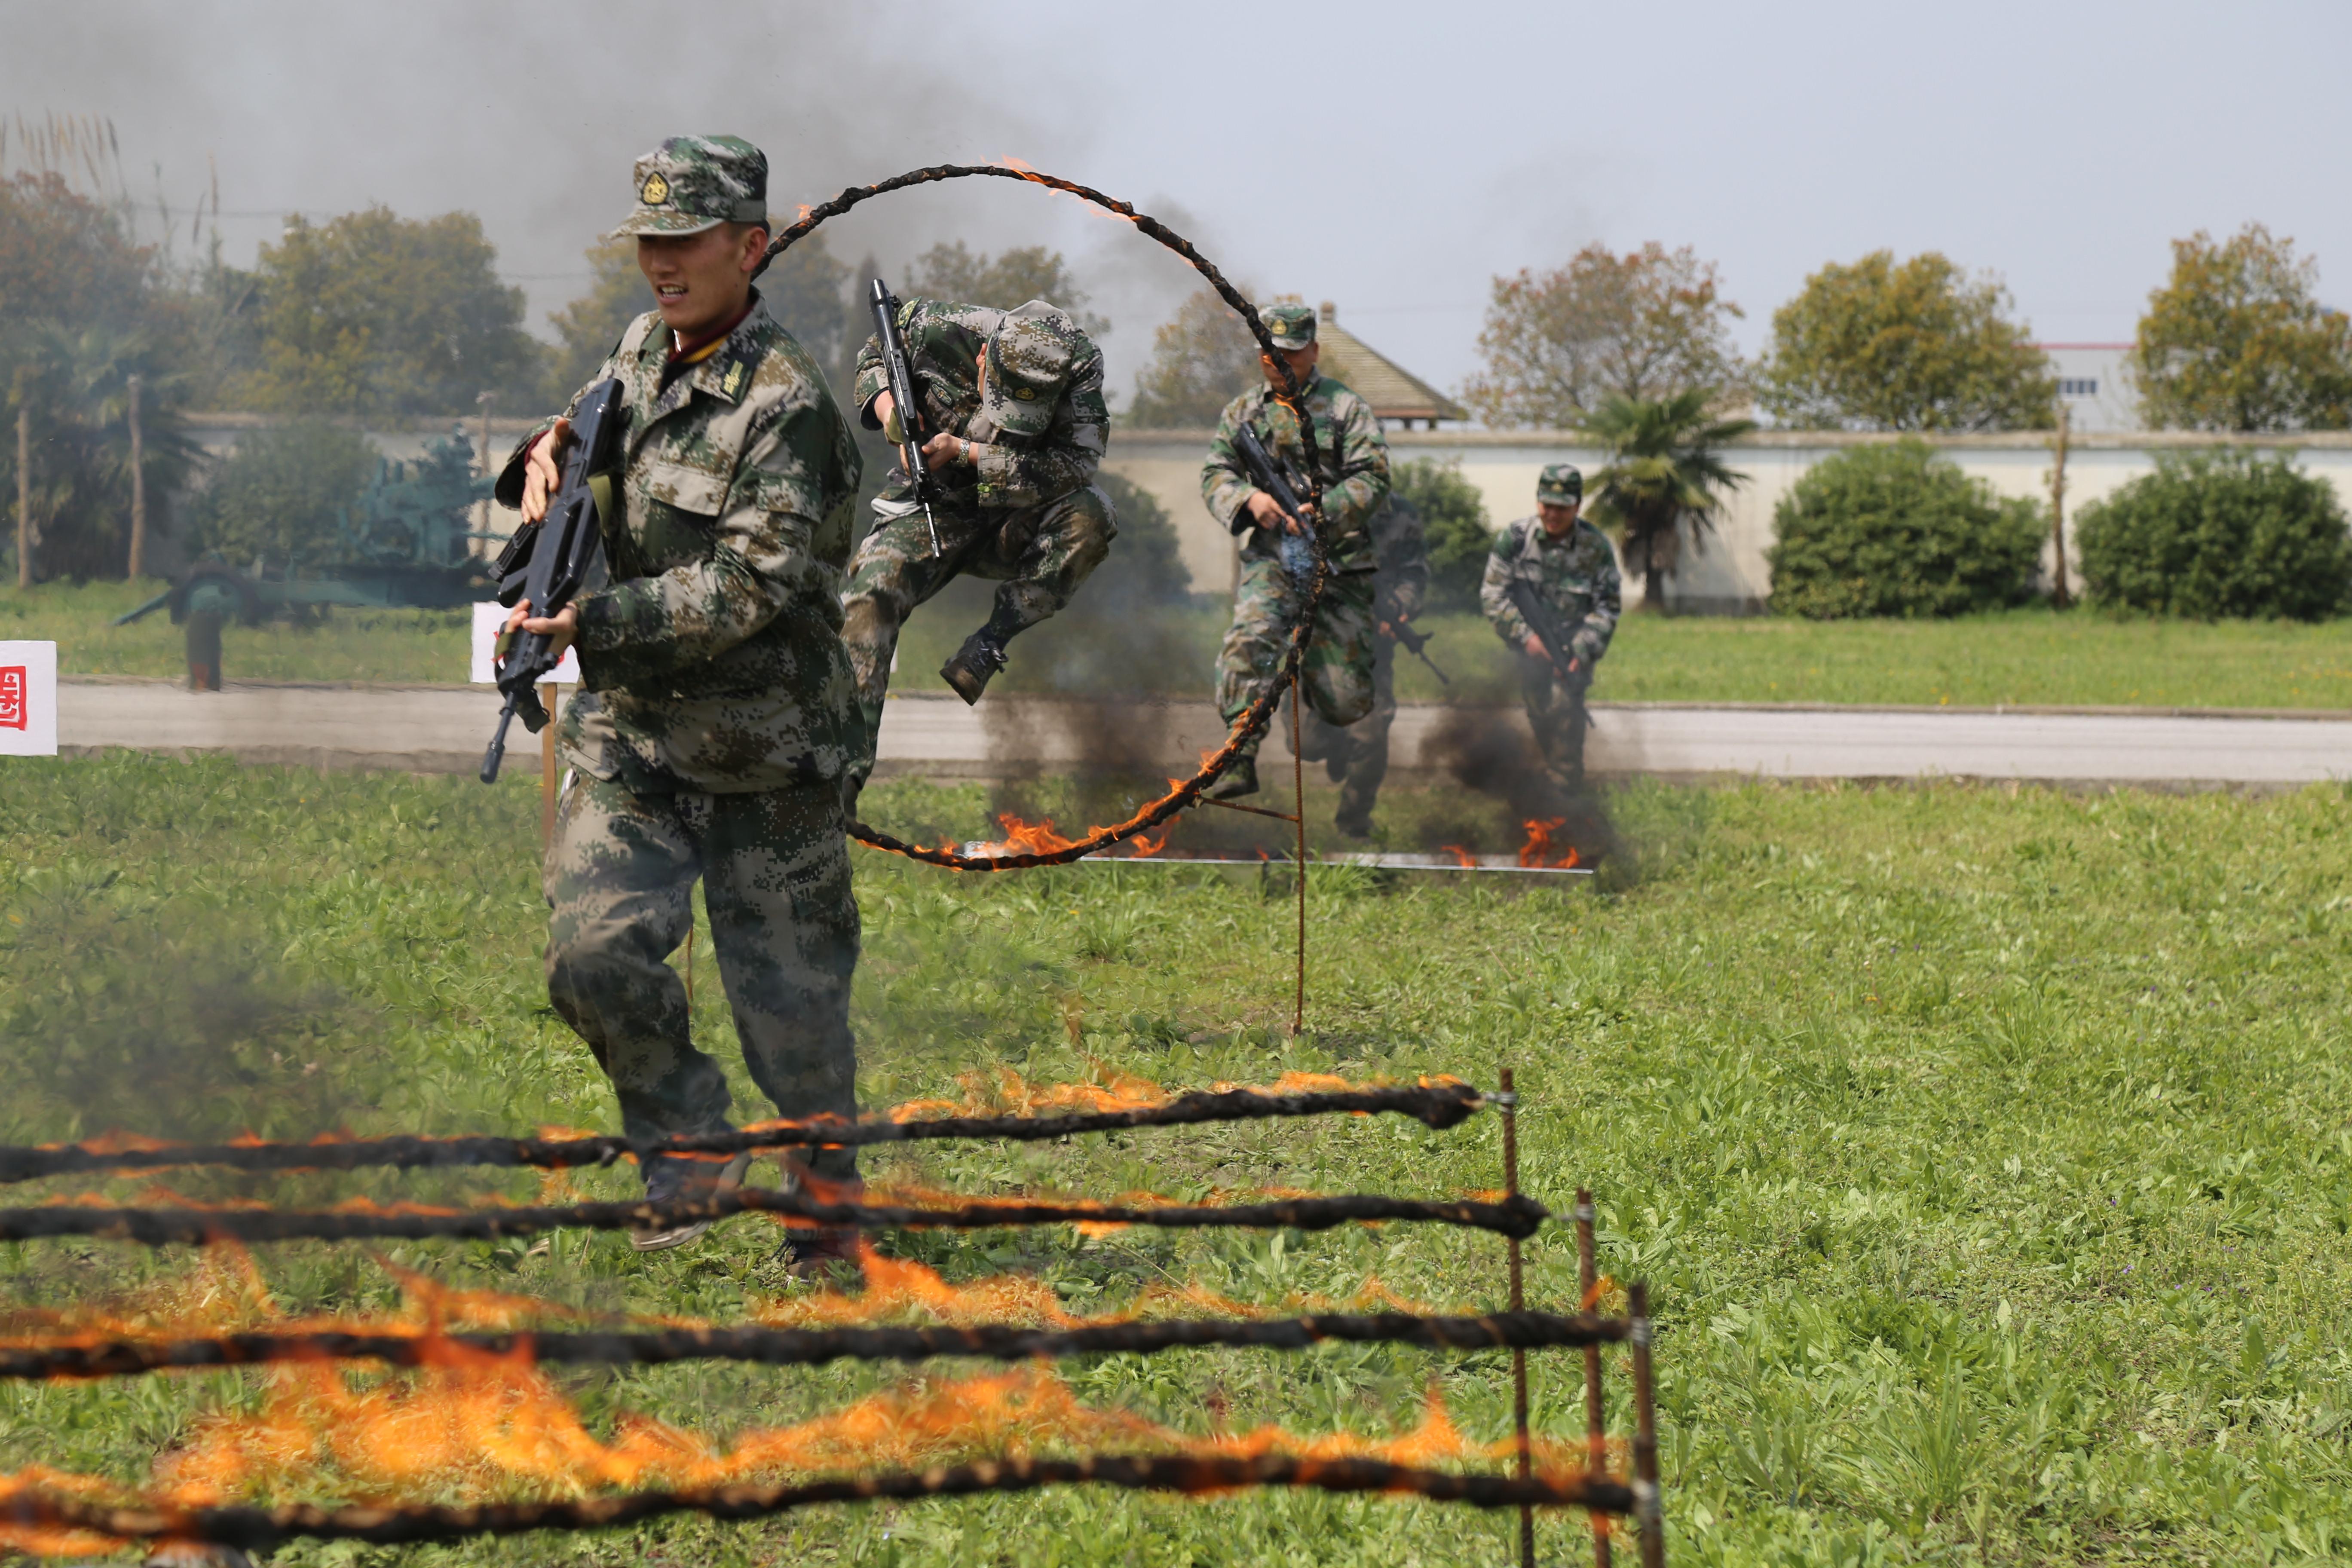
top-left (48, 679), bottom-right (2352, 787)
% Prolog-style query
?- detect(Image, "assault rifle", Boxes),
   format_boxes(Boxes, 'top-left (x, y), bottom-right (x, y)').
top-left (869, 277), bottom-right (943, 559)
top-left (1504, 577), bottom-right (1586, 690)
top-left (478, 377), bottom-right (625, 785)
top-left (1385, 618), bottom-right (1449, 686)
top-left (1230, 422), bottom-right (1317, 588)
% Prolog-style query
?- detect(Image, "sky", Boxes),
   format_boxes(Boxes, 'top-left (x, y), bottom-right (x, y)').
top-left (4, 0), bottom-right (2349, 408)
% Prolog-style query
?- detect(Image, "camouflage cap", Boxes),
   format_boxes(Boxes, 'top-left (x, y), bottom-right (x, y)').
top-left (1259, 303), bottom-right (1317, 352)
top-left (984, 305), bottom-right (1082, 439)
top-left (1537, 463), bottom-right (1584, 505)
top-left (609, 135), bottom-right (769, 239)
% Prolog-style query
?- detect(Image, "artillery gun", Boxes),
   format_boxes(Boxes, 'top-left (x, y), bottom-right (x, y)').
top-left (116, 426), bottom-right (502, 626)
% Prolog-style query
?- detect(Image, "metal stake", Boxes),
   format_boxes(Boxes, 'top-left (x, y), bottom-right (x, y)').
top-left (1629, 1281), bottom-right (1662, 1568)
top-left (539, 683), bottom-right (561, 848)
top-left (1290, 672), bottom-right (1306, 1037)
top-left (1577, 1188), bottom-right (1611, 1568)
top-left (1500, 1067), bottom-right (1533, 1568)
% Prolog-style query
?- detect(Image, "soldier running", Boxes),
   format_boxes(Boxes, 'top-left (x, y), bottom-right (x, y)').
top-left (837, 294), bottom-right (1115, 807)
top-left (498, 136), bottom-right (867, 1264)
top-left (1202, 303), bottom-right (1390, 800)
top-left (1479, 463), bottom-right (1622, 788)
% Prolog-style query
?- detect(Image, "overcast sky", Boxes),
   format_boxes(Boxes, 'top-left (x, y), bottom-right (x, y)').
top-left (5, 0), bottom-right (2348, 407)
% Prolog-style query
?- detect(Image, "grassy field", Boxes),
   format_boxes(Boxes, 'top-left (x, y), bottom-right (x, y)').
top-left (12, 579), bottom-right (2352, 711)
top-left (2, 754), bottom-right (2349, 1563)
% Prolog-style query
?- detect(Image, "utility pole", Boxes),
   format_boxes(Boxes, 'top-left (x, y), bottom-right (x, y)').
top-left (2047, 400), bottom-right (2071, 609)
top-left (14, 376), bottom-right (29, 591)
top-left (126, 373), bottom-right (147, 579)
top-left (475, 390), bottom-right (496, 560)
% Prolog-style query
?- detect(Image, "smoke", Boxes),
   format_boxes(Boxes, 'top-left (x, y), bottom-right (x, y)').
top-left (1421, 704), bottom-right (1623, 867)
top-left (0, 0), bottom-right (1121, 342)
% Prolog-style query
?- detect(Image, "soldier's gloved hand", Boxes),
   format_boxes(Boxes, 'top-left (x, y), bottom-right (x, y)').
top-left (519, 419), bottom-right (573, 524)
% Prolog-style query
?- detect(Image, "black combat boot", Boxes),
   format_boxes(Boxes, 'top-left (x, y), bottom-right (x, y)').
top-left (1208, 756), bottom-right (1259, 800)
top-left (940, 626), bottom-right (1010, 705)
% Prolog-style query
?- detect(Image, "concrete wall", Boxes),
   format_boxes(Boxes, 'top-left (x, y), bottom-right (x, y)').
top-left (1099, 428), bottom-right (2352, 612)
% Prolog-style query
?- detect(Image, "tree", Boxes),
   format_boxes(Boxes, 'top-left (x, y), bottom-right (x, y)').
top-left (1464, 243), bottom-right (1746, 428)
top-left (183, 420), bottom-right (377, 575)
top-left (239, 207), bottom-right (538, 416)
top-left (1126, 288), bottom-right (1259, 428)
top-left (2128, 224), bottom-right (2352, 432)
top-left (1758, 251), bottom-right (2055, 432)
top-left (0, 174), bottom-right (200, 580)
top-left (1583, 391), bottom-right (1753, 610)
top-left (1767, 441), bottom-right (2045, 619)
top-left (1390, 457), bottom-right (1491, 612)
top-left (905, 241), bottom-right (1106, 337)
top-left (2076, 451), bottom-right (2350, 618)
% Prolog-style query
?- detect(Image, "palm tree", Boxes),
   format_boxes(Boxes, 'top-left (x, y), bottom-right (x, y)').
top-left (1582, 390), bottom-right (1754, 611)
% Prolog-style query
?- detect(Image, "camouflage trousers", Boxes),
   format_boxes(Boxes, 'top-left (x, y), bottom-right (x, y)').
top-left (544, 773), bottom-right (861, 1181)
top-left (1520, 653), bottom-right (1592, 784)
top-left (1296, 633), bottom-right (1396, 824)
top-left (1215, 558), bottom-right (1377, 761)
top-left (839, 485), bottom-right (1117, 773)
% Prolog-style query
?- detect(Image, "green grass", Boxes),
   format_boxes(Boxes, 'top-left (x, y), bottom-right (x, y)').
top-left (3, 754), bottom-right (2351, 1562)
top-left (12, 581), bottom-right (2352, 710)
top-left (0, 580), bottom-right (473, 684)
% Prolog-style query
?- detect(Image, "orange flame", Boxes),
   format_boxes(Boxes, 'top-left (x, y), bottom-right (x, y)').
top-left (1440, 845), bottom-right (1479, 869)
top-left (0, 1360), bottom-right (1602, 1558)
top-left (1516, 819), bottom-right (1582, 870)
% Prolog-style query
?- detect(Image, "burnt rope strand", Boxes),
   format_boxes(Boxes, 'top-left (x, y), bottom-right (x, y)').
top-left (0, 1188), bottom-right (1549, 1248)
top-left (0, 1309), bottom-right (1628, 1381)
top-left (758, 164), bottom-right (1327, 869)
top-left (0, 1453), bottom-right (1635, 1551)
top-left (0, 1083), bottom-right (1480, 1185)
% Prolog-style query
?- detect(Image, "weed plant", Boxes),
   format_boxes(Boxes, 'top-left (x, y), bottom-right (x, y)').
top-left (1, 756), bottom-right (2350, 1562)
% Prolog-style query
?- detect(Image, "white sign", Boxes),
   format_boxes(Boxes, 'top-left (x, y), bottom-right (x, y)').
top-left (470, 602), bottom-right (579, 685)
top-left (0, 641), bottom-right (58, 756)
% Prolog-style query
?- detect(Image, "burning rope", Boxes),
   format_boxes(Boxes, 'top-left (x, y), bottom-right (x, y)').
top-left (0, 1453), bottom-right (1634, 1552)
top-left (0, 1308), bottom-right (1624, 1381)
top-left (758, 163), bottom-right (1328, 870)
top-left (0, 1188), bottom-right (1548, 1248)
top-left (0, 1081), bottom-right (1481, 1185)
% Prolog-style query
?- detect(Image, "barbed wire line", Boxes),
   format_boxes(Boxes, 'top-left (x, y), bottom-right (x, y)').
top-left (0, 1083), bottom-right (1482, 1185)
top-left (758, 162), bottom-right (1329, 870)
top-left (0, 1188), bottom-right (1549, 1249)
top-left (0, 1308), bottom-right (1625, 1382)
top-left (0, 1453), bottom-right (1634, 1552)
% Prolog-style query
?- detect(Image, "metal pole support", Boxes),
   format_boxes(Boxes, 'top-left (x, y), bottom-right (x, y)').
top-left (1576, 1188), bottom-right (1611, 1568)
top-left (1629, 1281), bottom-right (1662, 1568)
top-left (1500, 1067), bottom-right (1533, 1568)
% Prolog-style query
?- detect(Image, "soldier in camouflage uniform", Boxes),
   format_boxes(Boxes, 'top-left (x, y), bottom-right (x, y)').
top-left (1479, 463), bottom-right (1622, 787)
top-left (1296, 492), bottom-right (1427, 835)
top-left (1202, 303), bottom-right (1390, 799)
top-left (497, 137), bottom-right (866, 1259)
top-left (837, 296), bottom-right (1114, 802)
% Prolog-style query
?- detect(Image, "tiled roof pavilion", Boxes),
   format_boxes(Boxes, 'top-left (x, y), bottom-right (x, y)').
top-left (1313, 300), bottom-right (1466, 428)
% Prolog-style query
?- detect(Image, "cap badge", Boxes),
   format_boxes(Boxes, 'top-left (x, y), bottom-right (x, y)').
top-left (1012, 386), bottom-right (1038, 401)
top-left (640, 172), bottom-right (671, 205)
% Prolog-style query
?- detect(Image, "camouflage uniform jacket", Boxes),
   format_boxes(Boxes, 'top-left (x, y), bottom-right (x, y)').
top-left (1480, 516), bottom-right (1623, 666)
top-left (1371, 495), bottom-right (1430, 628)
top-left (1201, 373), bottom-right (1390, 574)
top-left (496, 292), bottom-right (864, 792)
top-left (850, 299), bottom-right (1108, 512)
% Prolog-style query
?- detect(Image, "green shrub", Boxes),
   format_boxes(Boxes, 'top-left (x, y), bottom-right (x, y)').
top-left (1393, 456), bottom-right (1492, 611)
top-left (185, 421), bottom-right (377, 573)
top-left (2075, 450), bottom-right (2350, 619)
top-left (1767, 439), bottom-right (2045, 618)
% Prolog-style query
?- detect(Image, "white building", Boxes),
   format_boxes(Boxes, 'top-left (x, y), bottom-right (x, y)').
top-left (2038, 342), bottom-right (2138, 432)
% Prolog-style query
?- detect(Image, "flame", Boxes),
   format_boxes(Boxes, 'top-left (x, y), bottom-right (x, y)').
top-left (1439, 845), bottom-right (1478, 869)
top-left (0, 1360), bottom-right (1600, 1557)
top-left (1516, 819), bottom-right (1582, 870)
